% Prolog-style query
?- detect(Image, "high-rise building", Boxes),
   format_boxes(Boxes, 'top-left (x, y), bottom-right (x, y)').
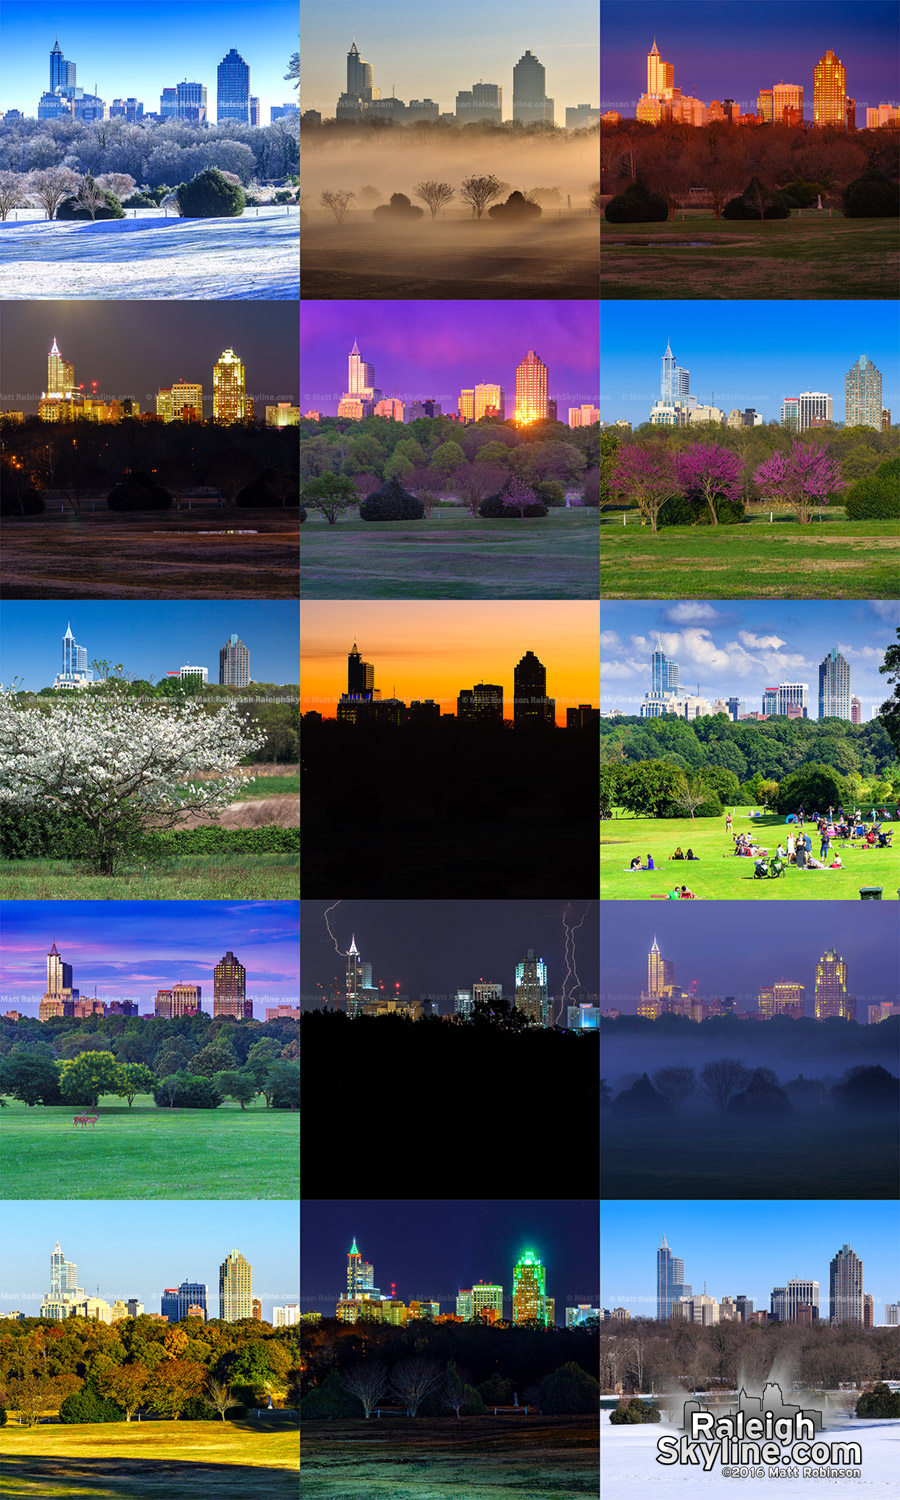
top-left (513, 650), bottom-right (554, 727)
top-left (454, 989), bottom-right (473, 1019)
top-left (512, 50), bottom-right (553, 125)
top-left (455, 82), bottom-right (502, 125)
top-left (213, 951), bottom-right (250, 1019)
top-left (647, 937), bottom-right (674, 999)
top-left (772, 83), bottom-right (803, 123)
top-left (154, 989), bottom-right (173, 1018)
top-left (646, 38), bottom-right (674, 101)
top-left (47, 337), bottom-right (75, 400)
top-left (176, 80), bottom-right (207, 122)
top-left (652, 639), bottom-right (678, 695)
top-left (219, 1249), bottom-right (252, 1321)
top-left (345, 936), bottom-right (365, 1017)
top-left (781, 392), bottom-right (832, 432)
top-left (813, 50), bottom-right (847, 128)
top-left (473, 383), bottom-right (505, 421)
top-left (814, 949), bottom-right (852, 1020)
top-left (514, 351), bottom-right (549, 424)
top-left (660, 342), bottom-right (690, 405)
top-left (566, 1305), bottom-right (602, 1326)
top-left (757, 88), bottom-right (774, 123)
top-left (50, 38), bottom-right (76, 90)
top-left (457, 389), bottom-right (476, 422)
top-left (514, 949), bottom-right (548, 1027)
top-left (171, 983), bottom-right (201, 1017)
top-left (160, 87), bottom-right (178, 119)
top-left (176, 1281), bottom-right (208, 1320)
top-left (339, 340), bottom-right (379, 419)
top-left (273, 1304), bottom-right (300, 1326)
top-left (471, 1283), bottom-right (503, 1321)
top-left (161, 1288), bottom-right (180, 1321)
top-left (770, 1280), bottom-right (819, 1322)
top-left (472, 980), bottom-right (503, 1011)
top-left (657, 1233), bottom-right (691, 1321)
top-left (771, 682), bottom-right (809, 717)
top-left (846, 355), bottom-right (883, 430)
top-left (758, 981), bottom-right (805, 1020)
top-left (512, 1250), bottom-right (547, 1324)
top-left (156, 381), bottom-right (203, 423)
top-left (829, 1244), bottom-right (863, 1324)
top-left (850, 696), bottom-right (862, 725)
top-left (212, 350), bottom-right (247, 424)
top-left (347, 641), bottom-right (375, 700)
top-left (219, 633), bottom-right (250, 687)
top-left (50, 1239), bottom-right (79, 1301)
top-left (818, 647), bottom-right (851, 720)
top-left (457, 683), bottom-right (503, 721)
top-left (347, 40), bottom-right (375, 101)
top-left (217, 48), bottom-right (250, 123)
top-left (456, 1289), bottom-right (474, 1319)
top-left (53, 622), bottom-right (94, 690)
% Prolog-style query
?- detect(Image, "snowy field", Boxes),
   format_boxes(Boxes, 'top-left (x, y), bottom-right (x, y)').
top-left (601, 1413), bottom-right (900, 1496)
top-left (0, 208), bottom-right (299, 299)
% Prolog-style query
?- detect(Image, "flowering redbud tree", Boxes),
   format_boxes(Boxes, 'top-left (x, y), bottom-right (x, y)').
top-left (752, 442), bottom-right (849, 524)
top-left (0, 696), bottom-right (264, 874)
top-left (502, 477), bottom-right (540, 518)
top-left (674, 443), bottom-right (743, 526)
top-left (609, 444), bottom-right (678, 532)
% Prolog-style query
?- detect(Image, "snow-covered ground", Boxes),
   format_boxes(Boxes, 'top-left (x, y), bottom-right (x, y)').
top-left (601, 1413), bottom-right (899, 1496)
top-left (0, 208), bottom-right (299, 299)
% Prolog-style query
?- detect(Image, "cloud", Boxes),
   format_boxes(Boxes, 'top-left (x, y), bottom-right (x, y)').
top-left (738, 632), bottom-right (786, 650)
top-left (599, 631), bottom-right (621, 649)
top-left (867, 602), bottom-right (900, 624)
top-left (664, 602), bottom-right (724, 624)
top-left (836, 642), bottom-right (887, 662)
top-left (601, 660), bottom-right (648, 680)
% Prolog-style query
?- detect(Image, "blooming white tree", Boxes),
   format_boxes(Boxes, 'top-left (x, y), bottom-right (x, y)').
top-left (0, 696), bottom-right (264, 874)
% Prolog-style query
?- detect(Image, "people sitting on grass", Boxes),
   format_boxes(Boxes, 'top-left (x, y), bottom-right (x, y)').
top-left (629, 856), bottom-right (642, 870)
top-left (686, 848), bottom-right (698, 860)
top-left (670, 846), bottom-right (685, 860)
top-left (627, 855), bottom-right (655, 871)
top-left (830, 855), bottom-right (843, 868)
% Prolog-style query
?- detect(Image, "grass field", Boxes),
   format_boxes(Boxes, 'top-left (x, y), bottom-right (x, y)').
top-left (600, 212), bottom-right (899, 299)
top-left (0, 1419), bottom-right (299, 1499)
top-left (300, 509), bottom-right (600, 599)
top-left (0, 853), bottom-right (299, 900)
top-left (300, 1416), bottom-right (598, 1500)
top-left (239, 775), bottom-right (300, 797)
top-left (601, 809), bottom-right (899, 901)
top-left (0, 1097), bottom-right (299, 1200)
top-left (599, 514), bottom-right (899, 598)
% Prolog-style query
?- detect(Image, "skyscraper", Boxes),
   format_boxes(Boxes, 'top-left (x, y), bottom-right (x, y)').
top-left (212, 350), bottom-right (247, 424)
top-left (346, 1237), bottom-right (377, 1298)
top-left (846, 355), bottom-right (883, 430)
top-left (474, 383), bottom-right (505, 421)
top-left (346, 936), bottom-right (365, 1017)
top-left (50, 38), bottom-right (76, 91)
top-left (813, 50), bottom-right (847, 128)
top-left (54, 622), bottom-right (93, 690)
top-left (514, 949), bottom-right (548, 1027)
top-left (217, 48), bottom-right (250, 123)
top-left (47, 942), bottom-right (73, 997)
top-left (156, 381), bottom-right (203, 423)
top-left (219, 633), bottom-right (250, 687)
top-left (660, 342), bottom-right (690, 404)
top-left (512, 50), bottom-right (554, 125)
top-left (513, 650), bottom-right (554, 727)
top-left (818, 647), bottom-right (851, 720)
top-left (176, 1281), bottom-right (208, 1320)
top-left (457, 683), bottom-right (503, 722)
top-left (512, 1249), bottom-right (548, 1324)
top-left (829, 1244), bottom-right (863, 1324)
top-left (657, 1233), bottom-right (691, 1321)
top-left (514, 351), bottom-right (549, 424)
top-left (219, 1249), bottom-right (252, 1321)
top-left (347, 40), bottom-right (375, 101)
top-left (814, 949), bottom-right (852, 1020)
top-left (171, 983), bottom-right (201, 1017)
top-left (851, 696), bottom-right (862, 724)
top-left (646, 38), bottom-right (674, 98)
top-left (651, 638), bottom-right (678, 695)
top-left (338, 340), bottom-right (380, 419)
top-left (772, 83), bottom-right (803, 124)
top-left (176, 80), bottom-right (207, 123)
top-left (347, 641), bottom-right (374, 699)
top-left (455, 81), bottom-right (502, 125)
top-left (770, 1279), bottom-right (819, 1322)
top-left (47, 338), bottom-right (74, 397)
top-left (647, 937), bottom-right (674, 999)
top-left (213, 951), bottom-right (250, 1019)
top-left (50, 1239), bottom-right (78, 1300)
top-left (472, 1282), bottom-right (504, 1320)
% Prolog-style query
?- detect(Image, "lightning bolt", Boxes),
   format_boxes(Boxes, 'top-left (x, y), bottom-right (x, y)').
top-left (557, 901), bottom-right (593, 1025)
top-left (323, 902), bottom-right (348, 956)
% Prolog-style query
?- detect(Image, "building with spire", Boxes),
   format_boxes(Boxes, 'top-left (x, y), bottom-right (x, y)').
top-left (213, 950), bottom-right (251, 1020)
top-left (53, 622), bottom-right (94, 690)
top-left (638, 39), bottom-right (705, 125)
top-left (338, 340), bottom-right (380, 420)
top-left (514, 350), bottom-right (549, 424)
top-left (657, 1233), bottom-right (692, 1321)
top-left (337, 1237), bottom-right (385, 1319)
top-left (41, 1238), bottom-right (84, 1319)
top-left (512, 50), bottom-right (554, 125)
top-left (345, 936), bottom-right (365, 1017)
top-left (39, 942), bottom-right (80, 1020)
top-left (513, 650), bottom-right (554, 727)
top-left (650, 341), bottom-right (694, 426)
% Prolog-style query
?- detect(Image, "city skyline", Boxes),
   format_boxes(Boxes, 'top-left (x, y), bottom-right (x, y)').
top-left (0, 601), bottom-right (299, 693)
top-left (299, 602), bottom-right (599, 726)
top-left (599, 1200), bottom-right (899, 1322)
top-left (600, 302), bottom-right (899, 427)
top-left (300, 302), bottom-right (599, 418)
top-left (0, 902), bottom-right (299, 1016)
top-left (599, 2), bottom-right (899, 115)
top-left (0, 1201), bottom-right (298, 1322)
top-left (600, 600), bottom-right (898, 717)
top-left (0, 1), bottom-right (298, 118)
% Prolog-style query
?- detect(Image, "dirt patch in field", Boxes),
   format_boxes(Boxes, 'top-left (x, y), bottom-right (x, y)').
top-left (169, 796), bottom-right (299, 829)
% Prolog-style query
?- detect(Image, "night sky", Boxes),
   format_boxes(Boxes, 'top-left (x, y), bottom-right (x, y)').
top-left (300, 301), bottom-right (599, 417)
top-left (600, 1), bottom-right (900, 115)
top-left (599, 902), bottom-right (899, 1013)
top-left (0, 303), bottom-right (299, 416)
top-left (300, 900), bottom-right (598, 1012)
top-left (301, 1199), bottom-right (599, 1322)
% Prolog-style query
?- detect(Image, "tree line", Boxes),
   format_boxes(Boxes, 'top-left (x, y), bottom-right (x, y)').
top-left (606, 1062), bottom-right (899, 1119)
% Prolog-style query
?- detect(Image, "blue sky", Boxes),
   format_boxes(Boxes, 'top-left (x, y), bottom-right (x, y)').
top-left (600, 303), bottom-right (900, 425)
top-left (0, 1201), bottom-right (299, 1320)
top-left (0, 901), bottom-right (300, 1016)
top-left (300, 0), bottom-right (598, 118)
top-left (600, 600), bottom-right (899, 717)
top-left (600, 1200), bottom-right (899, 1320)
top-left (0, 0), bottom-right (298, 119)
top-left (0, 601), bottom-right (299, 693)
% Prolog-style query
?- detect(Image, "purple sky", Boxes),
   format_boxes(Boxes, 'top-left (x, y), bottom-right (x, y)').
top-left (600, 1), bottom-right (900, 115)
top-left (300, 301), bottom-right (599, 416)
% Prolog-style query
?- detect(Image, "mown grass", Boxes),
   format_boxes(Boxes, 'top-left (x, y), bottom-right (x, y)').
top-left (0, 853), bottom-right (299, 900)
top-left (0, 1097), bottom-right (299, 1200)
top-left (599, 515), bottom-right (899, 598)
top-left (300, 509), bottom-right (600, 599)
top-left (600, 809), bottom-right (899, 901)
top-left (600, 212), bottom-right (899, 299)
top-left (0, 1421), bottom-right (299, 1500)
top-left (238, 775), bottom-right (300, 797)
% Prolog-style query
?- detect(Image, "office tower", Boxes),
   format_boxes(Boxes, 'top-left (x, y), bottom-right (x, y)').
top-left (454, 989), bottom-right (473, 1019)
top-left (50, 1240), bottom-right (78, 1300)
top-left (408, 399), bottom-right (441, 421)
top-left (814, 949), bottom-right (852, 1020)
top-left (846, 355), bottom-right (883, 430)
top-left (458, 389), bottom-right (476, 422)
top-left (219, 633), bottom-right (250, 687)
top-left (829, 1245), bottom-right (863, 1324)
top-left (660, 342), bottom-right (690, 404)
top-left (171, 983), bottom-right (201, 1017)
top-left (178, 666), bottom-right (208, 688)
top-left (345, 937), bottom-right (366, 1017)
top-left (219, 1250), bottom-right (252, 1321)
top-left (347, 40), bottom-right (375, 100)
top-left (513, 650), bottom-right (554, 727)
top-left (177, 1281), bottom-right (208, 1320)
top-left (213, 951), bottom-right (249, 1019)
top-left (212, 350), bottom-right (247, 424)
top-left (156, 382), bottom-right (203, 422)
top-left (646, 38), bottom-right (674, 99)
top-left (347, 339), bottom-right (376, 397)
top-left (514, 949), bottom-right (548, 1027)
top-left (514, 351), bottom-right (549, 424)
top-left (512, 49), bottom-right (553, 124)
top-left (647, 937), bottom-right (674, 999)
top-left (775, 682), bottom-right (808, 717)
top-left (345, 1237), bottom-right (381, 1300)
top-left (657, 1233), bottom-right (691, 1321)
top-left (471, 1283), bottom-right (503, 1321)
top-left (249, 97), bottom-right (260, 127)
top-left (455, 81), bottom-right (502, 125)
top-left (47, 942), bottom-right (73, 996)
top-left (651, 639), bottom-right (678, 695)
top-left (474, 383), bottom-right (505, 421)
top-left (50, 38), bottom-right (76, 91)
top-left (456, 683), bottom-right (503, 722)
top-left (885, 1303), bottom-right (900, 1325)
top-left (781, 397), bottom-right (799, 431)
top-left (47, 338), bottom-right (74, 397)
top-left (851, 696), bottom-right (862, 724)
top-left (735, 1296), bottom-right (754, 1321)
top-left (757, 88), bottom-right (774, 122)
top-left (161, 1288), bottom-right (180, 1321)
top-left (772, 83), bottom-right (803, 123)
top-left (160, 87), bottom-right (178, 119)
top-left (346, 642), bottom-right (375, 702)
top-left (863, 1294), bottom-right (874, 1329)
top-left (217, 48), bottom-right (250, 123)
top-left (758, 981), bottom-right (805, 1020)
top-left (456, 1289), bottom-right (474, 1319)
top-left (512, 1251), bottom-right (547, 1323)
top-left (176, 80), bottom-right (207, 122)
top-left (770, 1280), bottom-right (819, 1322)
top-left (273, 1305), bottom-right (300, 1326)
top-left (472, 980), bottom-right (503, 1011)
top-left (799, 392), bottom-right (833, 430)
top-left (813, 50), bottom-right (847, 127)
top-left (567, 1305), bottom-right (601, 1326)
top-left (154, 989), bottom-right (173, 1018)
top-left (54, 623), bottom-right (93, 690)
top-left (818, 647), bottom-right (851, 720)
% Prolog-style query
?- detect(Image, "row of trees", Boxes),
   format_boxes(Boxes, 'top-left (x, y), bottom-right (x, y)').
top-left (0, 1011), bottom-right (298, 1068)
top-left (606, 1062), bottom-right (898, 1118)
top-left (301, 470), bottom-right (597, 523)
top-left (318, 177), bottom-right (602, 222)
top-left (301, 1356), bottom-right (598, 1420)
top-left (0, 1042), bottom-right (299, 1111)
top-left (301, 416), bottom-right (598, 483)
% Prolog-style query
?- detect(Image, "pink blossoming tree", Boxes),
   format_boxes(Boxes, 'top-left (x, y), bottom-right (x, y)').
top-left (753, 441), bottom-right (849, 524)
top-left (674, 443), bottom-right (743, 526)
top-left (502, 477), bottom-right (540, 518)
top-left (609, 445), bottom-right (678, 532)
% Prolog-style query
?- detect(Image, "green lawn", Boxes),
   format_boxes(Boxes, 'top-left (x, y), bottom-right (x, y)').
top-left (601, 808), bottom-right (899, 901)
top-left (0, 854), bottom-right (299, 900)
top-left (600, 212), bottom-right (899, 299)
top-left (0, 1420), bottom-right (298, 1499)
top-left (599, 514), bottom-right (899, 598)
top-left (300, 508), bottom-right (600, 598)
top-left (0, 1097), bottom-right (299, 1199)
top-left (239, 774), bottom-right (300, 797)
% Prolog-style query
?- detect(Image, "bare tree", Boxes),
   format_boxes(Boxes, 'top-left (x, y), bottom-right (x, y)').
top-left (651, 1064), bottom-right (697, 1112)
top-left (76, 176), bottom-right (108, 221)
top-left (0, 170), bottom-right (29, 221)
top-left (26, 167), bottom-right (82, 220)
top-left (320, 188), bottom-right (355, 223)
top-left (589, 180), bottom-right (602, 212)
top-left (414, 180), bottom-right (455, 219)
top-left (700, 1058), bottom-right (752, 1114)
top-left (95, 172), bottom-right (136, 201)
top-left (458, 174), bottom-right (505, 219)
top-left (441, 1362), bottom-right (472, 1418)
top-left (627, 1329), bottom-right (651, 1392)
top-left (452, 460), bottom-right (507, 517)
top-left (600, 1336), bottom-right (620, 1392)
top-left (341, 1361), bottom-right (390, 1419)
top-left (390, 1356), bottom-right (444, 1417)
top-left (206, 1377), bottom-right (234, 1420)
top-left (406, 465), bottom-right (445, 518)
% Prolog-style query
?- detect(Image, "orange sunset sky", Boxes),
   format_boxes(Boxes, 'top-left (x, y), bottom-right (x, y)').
top-left (300, 602), bottom-right (599, 725)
